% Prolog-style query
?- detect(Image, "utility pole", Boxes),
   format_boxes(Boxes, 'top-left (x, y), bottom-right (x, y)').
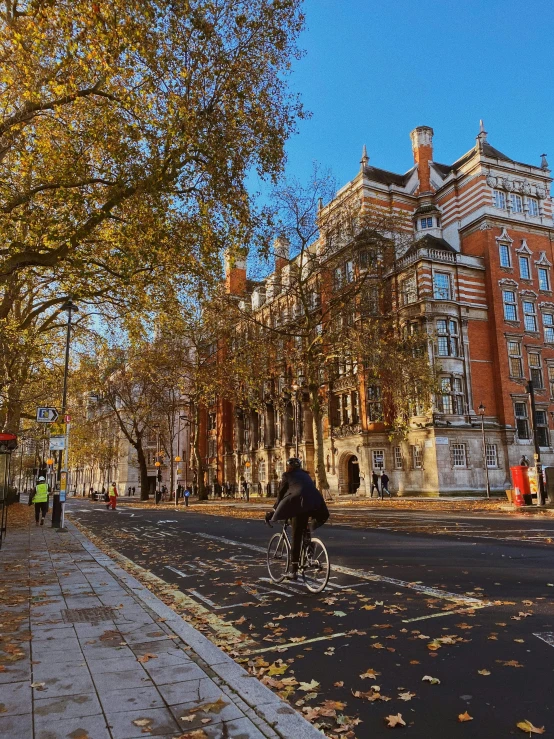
top-left (527, 380), bottom-right (546, 506)
top-left (52, 300), bottom-right (78, 529)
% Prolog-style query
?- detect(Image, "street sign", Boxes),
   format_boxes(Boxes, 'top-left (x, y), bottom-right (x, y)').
top-left (50, 422), bottom-right (66, 436)
top-left (49, 436), bottom-right (65, 451)
top-left (36, 407), bottom-right (59, 423)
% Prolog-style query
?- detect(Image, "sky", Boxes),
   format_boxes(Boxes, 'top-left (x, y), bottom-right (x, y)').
top-left (275, 0), bottom-right (554, 190)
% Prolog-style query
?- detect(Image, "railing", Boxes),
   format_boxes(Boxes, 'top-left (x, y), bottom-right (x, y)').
top-left (396, 246), bottom-right (456, 271)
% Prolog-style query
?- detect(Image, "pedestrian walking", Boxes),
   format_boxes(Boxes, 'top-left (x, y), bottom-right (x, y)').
top-left (184, 487), bottom-right (190, 507)
top-left (33, 476), bottom-right (49, 526)
top-left (370, 470), bottom-right (380, 498)
top-left (127, 486), bottom-right (132, 496)
top-left (132, 486), bottom-right (136, 495)
top-left (242, 479), bottom-right (249, 502)
top-left (106, 482), bottom-right (118, 510)
top-left (380, 471), bottom-right (391, 497)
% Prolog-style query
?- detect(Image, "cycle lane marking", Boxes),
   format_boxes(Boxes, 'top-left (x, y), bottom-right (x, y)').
top-left (534, 632), bottom-right (554, 648)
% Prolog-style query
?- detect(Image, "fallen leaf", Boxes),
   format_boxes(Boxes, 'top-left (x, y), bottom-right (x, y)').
top-left (398, 692), bottom-right (415, 701)
top-left (132, 718), bottom-right (152, 727)
top-left (360, 669), bottom-right (380, 680)
top-left (361, 605), bottom-right (376, 611)
top-left (30, 682), bottom-right (46, 690)
top-left (477, 669), bottom-right (491, 676)
top-left (334, 681), bottom-right (344, 687)
top-left (422, 675), bottom-right (440, 685)
top-left (385, 713), bottom-right (406, 728)
top-left (516, 719), bottom-right (545, 734)
top-left (267, 662), bottom-right (288, 676)
top-left (137, 653), bottom-right (158, 663)
top-left (298, 679), bottom-right (320, 692)
top-left (333, 611), bottom-right (347, 617)
top-left (458, 712), bottom-right (473, 722)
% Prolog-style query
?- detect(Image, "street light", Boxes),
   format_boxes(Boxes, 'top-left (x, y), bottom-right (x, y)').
top-left (291, 381), bottom-right (300, 458)
top-left (478, 403), bottom-right (491, 499)
top-left (52, 299), bottom-right (78, 529)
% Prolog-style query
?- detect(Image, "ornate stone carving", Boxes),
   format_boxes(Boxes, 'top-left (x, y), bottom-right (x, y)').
top-left (539, 302), bottom-right (554, 311)
top-left (498, 278), bottom-right (518, 287)
top-left (504, 179), bottom-right (514, 192)
top-left (523, 182), bottom-right (532, 195)
top-left (480, 220), bottom-right (492, 230)
top-left (537, 186), bottom-right (547, 199)
top-left (333, 423), bottom-right (363, 438)
top-left (496, 176), bottom-right (504, 189)
top-left (333, 374), bottom-right (357, 392)
top-left (496, 227), bottom-right (513, 244)
top-left (513, 180), bottom-right (523, 192)
top-left (520, 289), bottom-right (538, 298)
top-left (486, 175), bottom-right (496, 187)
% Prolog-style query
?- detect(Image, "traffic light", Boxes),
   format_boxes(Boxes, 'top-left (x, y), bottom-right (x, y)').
top-left (157, 468), bottom-right (162, 482)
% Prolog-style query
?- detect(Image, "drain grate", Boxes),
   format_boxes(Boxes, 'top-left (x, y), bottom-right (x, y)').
top-left (61, 606), bottom-right (116, 624)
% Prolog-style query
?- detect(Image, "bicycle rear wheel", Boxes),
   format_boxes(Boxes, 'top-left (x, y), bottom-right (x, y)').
top-left (267, 532), bottom-right (290, 582)
top-left (301, 538), bottom-right (330, 593)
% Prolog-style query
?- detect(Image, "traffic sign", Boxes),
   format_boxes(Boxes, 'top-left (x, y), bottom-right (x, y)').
top-left (36, 407), bottom-right (59, 423)
top-left (49, 436), bottom-right (65, 451)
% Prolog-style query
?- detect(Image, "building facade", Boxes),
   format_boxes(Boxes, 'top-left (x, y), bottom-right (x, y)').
top-left (202, 124), bottom-right (554, 497)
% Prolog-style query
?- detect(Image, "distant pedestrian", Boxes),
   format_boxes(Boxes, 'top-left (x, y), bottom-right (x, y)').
top-left (242, 479), bottom-right (249, 502)
top-left (101, 484), bottom-right (106, 501)
top-left (370, 471), bottom-right (380, 498)
top-left (132, 486), bottom-right (136, 495)
top-left (380, 471), bottom-right (391, 497)
top-left (106, 482), bottom-right (118, 510)
top-left (127, 486), bottom-right (132, 496)
top-left (33, 476), bottom-right (49, 527)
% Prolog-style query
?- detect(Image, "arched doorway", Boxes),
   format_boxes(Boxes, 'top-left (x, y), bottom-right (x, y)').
top-left (347, 455), bottom-right (360, 494)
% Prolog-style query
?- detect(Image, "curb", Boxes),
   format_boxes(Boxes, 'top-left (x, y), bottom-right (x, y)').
top-left (67, 522), bottom-right (324, 739)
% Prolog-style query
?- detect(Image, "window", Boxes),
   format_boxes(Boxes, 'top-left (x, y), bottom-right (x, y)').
top-left (515, 401), bottom-right (530, 439)
top-left (351, 391), bottom-right (360, 424)
top-left (411, 445), bottom-right (423, 469)
top-left (420, 217), bottom-right (433, 229)
top-left (208, 412), bottom-right (217, 431)
top-left (528, 198), bottom-right (539, 216)
top-left (485, 444), bottom-right (498, 468)
top-left (345, 260), bottom-right (354, 283)
top-left (438, 377), bottom-right (453, 414)
top-left (535, 410), bottom-right (550, 447)
top-left (529, 352), bottom-right (543, 389)
top-left (394, 447), bottom-right (403, 470)
top-left (503, 290), bottom-right (518, 321)
top-left (334, 266), bottom-right (343, 290)
top-left (208, 438), bottom-right (217, 458)
top-left (543, 313), bottom-right (554, 343)
top-left (451, 443), bottom-right (467, 468)
top-left (367, 385), bottom-right (383, 422)
top-left (361, 284), bottom-right (379, 315)
top-left (523, 301), bottom-right (537, 332)
top-left (340, 393), bottom-right (351, 425)
top-left (538, 268), bottom-right (550, 291)
top-left (512, 194), bottom-right (523, 213)
top-left (499, 244), bottom-right (511, 268)
top-left (433, 272), bottom-right (451, 300)
top-left (401, 274), bottom-right (417, 305)
top-left (258, 459), bottom-right (266, 482)
top-left (372, 450), bottom-right (385, 470)
top-left (519, 255), bottom-right (531, 279)
top-left (436, 319), bottom-right (459, 357)
top-left (437, 376), bottom-right (464, 414)
top-left (452, 377), bottom-right (465, 414)
top-left (507, 340), bottom-right (523, 377)
top-left (548, 365), bottom-right (554, 398)
top-left (493, 190), bottom-right (506, 209)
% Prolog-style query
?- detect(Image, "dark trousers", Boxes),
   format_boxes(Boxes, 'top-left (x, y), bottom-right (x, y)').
top-left (185, 496), bottom-right (189, 507)
top-left (291, 513), bottom-right (310, 565)
top-left (34, 502), bottom-right (48, 522)
top-left (370, 483), bottom-right (379, 497)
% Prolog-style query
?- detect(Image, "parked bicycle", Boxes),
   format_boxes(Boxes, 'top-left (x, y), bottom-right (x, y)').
top-left (266, 519), bottom-right (330, 593)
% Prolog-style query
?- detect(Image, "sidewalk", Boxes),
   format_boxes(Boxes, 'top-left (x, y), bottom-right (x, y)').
top-left (0, 510), bottom-right (323, 739)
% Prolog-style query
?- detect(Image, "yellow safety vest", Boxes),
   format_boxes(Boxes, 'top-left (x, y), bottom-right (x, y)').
top-left (108, 485), bottom-right (116, 497)
top-left (34, 483), bottom-right (49, 503)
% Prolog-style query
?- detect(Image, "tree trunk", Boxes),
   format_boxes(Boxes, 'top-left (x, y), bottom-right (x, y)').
top-left (136, 444), bottom-right (150, 500)
top-left (310, 388), bottom-right (330, 495)
top-left (193, 404), bottom-right (206, 500)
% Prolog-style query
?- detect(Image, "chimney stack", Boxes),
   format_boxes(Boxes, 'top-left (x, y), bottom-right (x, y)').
top-left (274, 235), bottom-right (290, 272)
top-left (224, 249), bottom-right (247, 295)
top-left (410, 126), bottom-right (434, 194)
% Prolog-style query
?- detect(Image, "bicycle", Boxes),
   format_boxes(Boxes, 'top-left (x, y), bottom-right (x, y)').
top-left (266, 519), bottom-right (330, 593)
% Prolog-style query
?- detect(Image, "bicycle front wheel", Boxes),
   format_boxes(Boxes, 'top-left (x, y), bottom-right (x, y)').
top-left (302, 538), bottom-right (330, 593)
top-left (267, 532), bottom-right (290, 583)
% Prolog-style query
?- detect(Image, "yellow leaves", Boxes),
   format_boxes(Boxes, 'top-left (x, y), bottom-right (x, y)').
top-left (426, 640), bottom-right (441, 651)
top-left (477, 669), bottom-right (491, 676)
top-left (517, 720), bottom-right (545, 734)
top-left (266, 661), bottom-right (288, 676)
top-left (361, 604), bottom-right (376, 611)
top-left (132, 718), bottom-right (152, 728)
top-left (497, 660), bottom-right (524, 668)
top-left (458, 712), bottom-right (473, 722)
top-left (359, 669), bottom-right (380, 680)
top-left (398, 692), bottom-right (415, 701)
top-left (137, 653), bottom-right (157, 663)
top-left (421, 675), bottom-right (440, 684)
top-left (385, 713), bottom-right (406, 728)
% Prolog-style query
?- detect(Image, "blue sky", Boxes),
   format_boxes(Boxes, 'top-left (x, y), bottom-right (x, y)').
top-left (277, 0), bottom-right (554, 189)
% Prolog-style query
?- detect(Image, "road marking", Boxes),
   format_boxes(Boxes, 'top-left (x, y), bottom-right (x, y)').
top-left (402, 605), bottom-right (489, 623)
top-left (243, 631), bottom-right (348, 656)
top-left (165, 565), bottom-right (192, 578)
top-left (180, 530), bottom-right (486, 607)
top-left (534, 632), bottom-right (554, 648)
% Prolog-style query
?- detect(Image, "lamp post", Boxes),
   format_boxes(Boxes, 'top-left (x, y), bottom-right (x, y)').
top-left (52, 299), bottom-right (78, 529)
top-left (291, 381), bottom-right (300, 458)
top-left (478, 403), bottom-right (491, 499)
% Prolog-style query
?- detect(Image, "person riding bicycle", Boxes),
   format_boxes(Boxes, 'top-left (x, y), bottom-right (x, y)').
top-left (265, 458), bottom-right (329, 580)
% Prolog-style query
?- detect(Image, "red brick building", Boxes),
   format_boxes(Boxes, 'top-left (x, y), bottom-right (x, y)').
top-left (205, 124), bottom-right (553, 496)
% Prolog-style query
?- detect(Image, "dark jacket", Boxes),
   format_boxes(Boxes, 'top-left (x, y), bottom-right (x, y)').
top-left (273, 469), bottom-right (326, 521)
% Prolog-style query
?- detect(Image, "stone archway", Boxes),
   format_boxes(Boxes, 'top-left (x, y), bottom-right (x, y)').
top-left (338, 451), bottom-right (360, 495)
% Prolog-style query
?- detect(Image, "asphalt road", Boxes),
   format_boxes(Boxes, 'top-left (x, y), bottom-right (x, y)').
top-left (66, 500), bottom-right (554, 738)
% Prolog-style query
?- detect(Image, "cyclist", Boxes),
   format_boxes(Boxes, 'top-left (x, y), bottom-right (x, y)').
top-left (265, 458), bottom-right (329, 580)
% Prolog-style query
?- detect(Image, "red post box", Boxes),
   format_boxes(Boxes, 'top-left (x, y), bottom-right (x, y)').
top-left (510, 466), bottom-right (531, 506)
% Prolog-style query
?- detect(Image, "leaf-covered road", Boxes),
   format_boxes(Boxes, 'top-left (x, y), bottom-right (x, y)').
top-left (67, 501), bottom-right (554, 738)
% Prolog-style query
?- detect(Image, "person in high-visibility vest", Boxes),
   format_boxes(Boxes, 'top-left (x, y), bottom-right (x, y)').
top-left (33, 476), bottom-right (49, 527)
top-left (106, 482), bottom-right (118, 510)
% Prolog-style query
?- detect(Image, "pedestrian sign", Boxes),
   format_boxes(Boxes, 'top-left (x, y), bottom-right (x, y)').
top-left (36, 407), bottom-right (59, 423)
top-left (49, 436), bottom-right (65, 451)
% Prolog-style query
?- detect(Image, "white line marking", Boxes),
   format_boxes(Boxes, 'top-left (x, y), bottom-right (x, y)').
top-left (534, 632), bottom-right (554, 648)
top-left (243, 632), bottom-right (348, 655)
top-left (165, 565), bottom-right (192, 578)
top-left (187, 589), bottom-right (219, 607)
top-left (181, 529), bottom-right (486, 606)
top-left (402, 605), bottom-right (489, 623)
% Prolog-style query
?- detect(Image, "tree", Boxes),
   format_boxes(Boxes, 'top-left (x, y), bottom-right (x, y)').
top-left (0, 0), bottom-right (305, 430)
top-left (246, 165), bottom-right (433, 493)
